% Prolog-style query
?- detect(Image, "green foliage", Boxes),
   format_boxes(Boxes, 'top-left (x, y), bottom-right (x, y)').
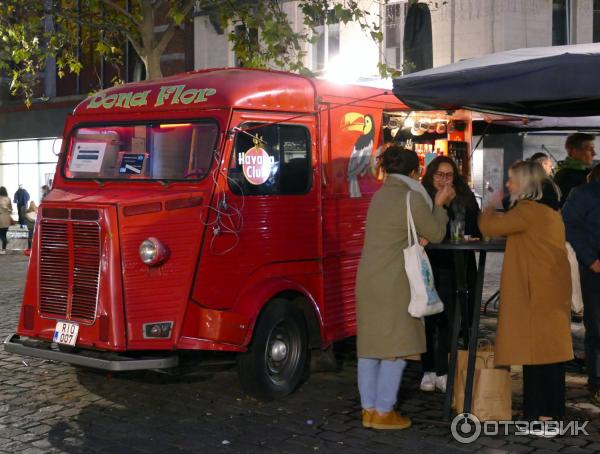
top-left (0, 0), bottom-right (392, 106)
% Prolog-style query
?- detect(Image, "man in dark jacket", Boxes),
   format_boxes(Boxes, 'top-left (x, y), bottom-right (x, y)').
top-left (13, 185), bottom-right (30, 228)
top-left (554, 133), bottom-right (596, 206)
top-left (563, 165), bottom-right (600, 406)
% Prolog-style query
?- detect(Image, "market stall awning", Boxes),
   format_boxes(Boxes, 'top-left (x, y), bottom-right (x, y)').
top-left (392, 43), bottom-right (600, 117)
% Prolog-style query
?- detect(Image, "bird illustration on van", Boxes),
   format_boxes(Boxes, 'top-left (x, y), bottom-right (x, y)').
top-left (344, 112), bottom-right (375, 198)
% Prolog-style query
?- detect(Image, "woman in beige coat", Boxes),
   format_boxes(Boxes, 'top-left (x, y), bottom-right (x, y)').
top-left (0, 186), bottom-right (13, 254)
top-left (356, 146), bottom-right (453, 430)
top-left (479, 160), bottom-right (573, 428)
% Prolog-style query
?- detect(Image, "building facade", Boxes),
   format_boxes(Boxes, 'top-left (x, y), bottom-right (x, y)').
top-left (2, 0), bottom-right (600, 205)
top-left (0, 5), bottom-right (193, 205)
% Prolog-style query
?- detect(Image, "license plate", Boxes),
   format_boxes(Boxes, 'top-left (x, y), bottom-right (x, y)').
top-left (53, 321), bottom-right (79, 346)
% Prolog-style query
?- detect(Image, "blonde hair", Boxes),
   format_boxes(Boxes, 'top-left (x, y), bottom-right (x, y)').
top-left (509, 160), bottom-right (547, 206)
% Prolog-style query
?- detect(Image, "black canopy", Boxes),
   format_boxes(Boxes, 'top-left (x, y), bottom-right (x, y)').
top-left (393, 43), bottom-right (600, 117)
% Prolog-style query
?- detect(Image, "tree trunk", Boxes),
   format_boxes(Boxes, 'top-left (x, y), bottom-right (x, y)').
top-left (138, 0), bottom-right (162, 80)
top-left (145, 51), bottom-right (163, 80)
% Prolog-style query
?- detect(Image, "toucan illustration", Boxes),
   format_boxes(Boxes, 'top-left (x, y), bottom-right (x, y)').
top-left (344, 112), bottom-right (375, 198)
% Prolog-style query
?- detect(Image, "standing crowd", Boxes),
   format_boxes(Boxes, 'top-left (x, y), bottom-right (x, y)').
top-left (0, 184), bottom-right (49, 254)
top-left (356, 132), bottom-right (599, 434)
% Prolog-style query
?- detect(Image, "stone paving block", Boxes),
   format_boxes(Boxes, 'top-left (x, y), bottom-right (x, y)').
top-left (18, 449), bottom-right (48, 454)
top-left (559, 447), bottom-right (597, 454)
top-left (501, 443), bottom-right (534, 453)
top-left (477, 436), bottom-right (508, 449)
top-left (529, 438), bottom-right (564, 451)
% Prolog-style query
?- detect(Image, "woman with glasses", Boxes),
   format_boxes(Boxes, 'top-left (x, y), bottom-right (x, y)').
top-left (419, 156), bottom-right (481, 393)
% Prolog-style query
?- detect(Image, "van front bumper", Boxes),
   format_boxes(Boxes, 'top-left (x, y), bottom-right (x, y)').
top-left (3, 334), bottom-right (178, 371)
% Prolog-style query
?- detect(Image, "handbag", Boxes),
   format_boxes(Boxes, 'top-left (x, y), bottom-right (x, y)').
top-left (403, 191), bottom-right (444, 318)
top-left (565, 242), bottom-right (584, 314)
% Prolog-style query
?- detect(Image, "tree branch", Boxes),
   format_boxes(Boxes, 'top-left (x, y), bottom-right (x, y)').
top-left (156, 0), bottom-right (195, 54)
top-left (98, 0), bottom-right (140, 26)
top-left (126, 32), bottom-right (144, 58)
top-left (156, 24), bottom-right (176, 55)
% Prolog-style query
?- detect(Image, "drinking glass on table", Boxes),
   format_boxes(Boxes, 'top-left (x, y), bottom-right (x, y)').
top-left (450, 215), bottom-right (465, 243)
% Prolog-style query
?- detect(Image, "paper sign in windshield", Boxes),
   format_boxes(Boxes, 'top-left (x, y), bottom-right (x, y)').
top-left (119, 154), bottom-right (145, 175)
top-left (70, 142), bottom-right (107, 173)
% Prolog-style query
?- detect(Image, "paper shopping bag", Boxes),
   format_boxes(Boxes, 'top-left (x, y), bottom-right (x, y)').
top-left (452, 341), bottom-right (495, 413)
top-left (469, 365), bottom-right (512, 421)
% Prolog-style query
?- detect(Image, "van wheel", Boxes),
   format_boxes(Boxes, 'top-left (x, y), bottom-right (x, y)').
top-left (237, 299), bottom-right (308, 400)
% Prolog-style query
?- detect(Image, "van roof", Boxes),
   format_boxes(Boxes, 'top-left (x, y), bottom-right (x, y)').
top-left (73, 67), bottom-right (407, 116)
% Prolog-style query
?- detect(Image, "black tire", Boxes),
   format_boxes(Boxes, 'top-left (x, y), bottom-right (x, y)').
top-left (237, 299), bottom-right (309, 399)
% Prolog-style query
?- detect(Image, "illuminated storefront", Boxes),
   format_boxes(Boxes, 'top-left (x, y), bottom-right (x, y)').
top-left (0, 138), bottom-right (61, 205)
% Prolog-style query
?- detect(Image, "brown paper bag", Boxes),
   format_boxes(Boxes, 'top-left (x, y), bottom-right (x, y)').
top-left (469, 363), bottom-right (512, 421)
top-left (452, 341), bottom-right (495, 413)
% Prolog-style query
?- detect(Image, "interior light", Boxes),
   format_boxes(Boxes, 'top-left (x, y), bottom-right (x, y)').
top-left (159, 123), bottom-right (191, 128)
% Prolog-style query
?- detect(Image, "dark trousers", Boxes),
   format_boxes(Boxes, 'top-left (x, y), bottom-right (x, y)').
top-left (423, 256), bottom-right (476, 375)
top-left (0, 227), bottom-right (7, 249)
top-left (581, 266), bottom-right (600, 390)
top-left (423, 269), bottom-right (454, 375)
top-left (17, 205), bottom-right (26, 227)
top-left (523, 362), bottom-right (566, 420)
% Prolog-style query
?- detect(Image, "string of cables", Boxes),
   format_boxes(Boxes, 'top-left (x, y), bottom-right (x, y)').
top-left (199, 130), bottom-right (245, 256)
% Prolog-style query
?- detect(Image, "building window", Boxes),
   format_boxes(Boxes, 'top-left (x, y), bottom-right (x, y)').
top-left (385, 3), bottom-right (406, 70)
top-left (594, 0), bottom-right (600, 42)
top-left (312, 10), bottom-right (340, 73)
top-left (0, 139), bottom-right (61, 204)
top-left (229, 124), bottom-right (311, 196)
top-left (552, 0), bottom-right (570, 46)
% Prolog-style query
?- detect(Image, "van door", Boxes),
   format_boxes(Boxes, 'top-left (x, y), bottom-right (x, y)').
top-left (191, 111), bottom-right (321, 311)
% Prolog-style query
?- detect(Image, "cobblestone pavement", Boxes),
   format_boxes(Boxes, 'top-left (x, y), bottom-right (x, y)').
top-left (1, 253), bottom-right (599, 453)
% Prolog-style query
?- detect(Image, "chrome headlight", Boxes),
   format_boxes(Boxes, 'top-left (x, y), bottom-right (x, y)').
top-left (139, 237), bottom-right (169, 266)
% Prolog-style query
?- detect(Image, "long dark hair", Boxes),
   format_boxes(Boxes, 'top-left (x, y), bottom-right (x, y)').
top-left (422, 156), bottom-right (477, 210)
top-left (0, 186), bottom-right (7, 197)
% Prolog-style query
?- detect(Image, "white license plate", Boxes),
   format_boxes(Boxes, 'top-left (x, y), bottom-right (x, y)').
top-left (53, 321), bottom-right (79, 346)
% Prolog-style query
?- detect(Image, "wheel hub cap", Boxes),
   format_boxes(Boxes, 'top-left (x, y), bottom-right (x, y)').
top-left (270, 339), bottom-right (288, 361)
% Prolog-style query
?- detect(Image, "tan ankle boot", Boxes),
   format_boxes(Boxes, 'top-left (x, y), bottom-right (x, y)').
top-left (370, 411), bottom-right (412, 430)
top-left (362, 409), bottom-right (374, 428)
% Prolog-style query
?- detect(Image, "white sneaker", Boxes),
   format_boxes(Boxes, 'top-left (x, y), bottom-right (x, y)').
top-left (435, 374), bottom-right (448, 393)
top-left (526, 421), bottom-right (560, 438)
top-left (420, 372), bottom-right (436, 392)
top-left (0, 250), bottom-right (5, 255)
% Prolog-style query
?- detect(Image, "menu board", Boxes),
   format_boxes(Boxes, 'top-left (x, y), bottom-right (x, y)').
top-left (70, 142), bottom-right (107, 173)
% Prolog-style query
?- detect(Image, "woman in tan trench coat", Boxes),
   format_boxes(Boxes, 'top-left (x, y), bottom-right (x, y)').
top-left (479, 160), bottom-right (573, 428)
top-left (355, 146), bottom-right (453, 430)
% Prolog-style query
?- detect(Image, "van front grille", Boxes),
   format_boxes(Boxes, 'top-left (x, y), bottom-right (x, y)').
top-left (39, 213), bottom-right (101, 324)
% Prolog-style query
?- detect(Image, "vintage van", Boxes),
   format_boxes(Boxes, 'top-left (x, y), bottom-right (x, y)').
top-left (4, 68), bottom-right (407, 398)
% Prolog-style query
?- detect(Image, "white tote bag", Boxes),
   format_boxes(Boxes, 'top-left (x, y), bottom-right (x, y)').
top-left (565, 242), bottom-right (584, 314)
top-left (404, 191), bottom-right (444, 318)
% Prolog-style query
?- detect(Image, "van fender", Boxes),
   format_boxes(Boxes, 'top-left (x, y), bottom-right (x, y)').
top-left (234, 274), bottom-right (324, 348)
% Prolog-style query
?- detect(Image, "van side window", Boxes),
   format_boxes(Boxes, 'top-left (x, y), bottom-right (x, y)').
top-left (228, 124), bottom-right (311, 196)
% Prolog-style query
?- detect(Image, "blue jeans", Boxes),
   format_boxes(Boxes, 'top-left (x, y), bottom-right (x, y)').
top-left (357, 358), bottom-right (407, 412)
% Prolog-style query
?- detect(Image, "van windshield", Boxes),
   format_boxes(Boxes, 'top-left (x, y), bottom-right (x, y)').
top-left (64, 121), bottom-right (219, 180)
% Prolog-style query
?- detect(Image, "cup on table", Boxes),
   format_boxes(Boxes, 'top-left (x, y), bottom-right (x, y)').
top-left (450, 217), bottom-right (465, 243)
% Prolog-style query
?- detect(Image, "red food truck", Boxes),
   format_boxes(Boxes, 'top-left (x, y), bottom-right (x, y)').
top-left (4, 68), bottom-right (408, 398)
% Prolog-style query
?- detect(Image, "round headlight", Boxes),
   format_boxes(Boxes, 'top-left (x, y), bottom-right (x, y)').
top-left (139, 237), bottom-right (169, 266)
